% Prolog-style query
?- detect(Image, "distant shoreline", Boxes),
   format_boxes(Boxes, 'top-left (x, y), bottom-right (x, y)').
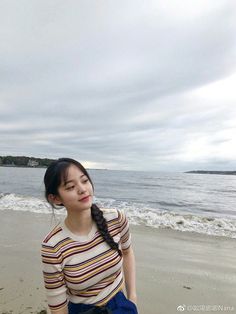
top-left (0, 164), bottom-right (47, 169)
top-left (185, 170), bottom-right (236, 175)
top-left (0, 156), bottom-right (105, 170)
top-left (0, 155), bottom-right (54, 168)
top-left (0, 165), bottom-right (236, 174)
top-left (0, 156), bottom-right (235, 174)
top-left (0, 165), bottom-right (107, 171)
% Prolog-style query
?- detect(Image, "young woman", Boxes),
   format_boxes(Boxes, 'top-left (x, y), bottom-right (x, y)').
top-left (41, 158), bottom-right (138, 314)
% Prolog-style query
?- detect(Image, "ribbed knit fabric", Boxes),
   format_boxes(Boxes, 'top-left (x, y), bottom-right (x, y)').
top-left (41, 208), bottom-right (131, 312)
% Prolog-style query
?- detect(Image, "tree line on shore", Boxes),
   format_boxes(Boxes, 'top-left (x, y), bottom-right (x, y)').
top-left (185, 170), bottom-right (236, 175)
top-left (0, 155), bottom-right (55, 167)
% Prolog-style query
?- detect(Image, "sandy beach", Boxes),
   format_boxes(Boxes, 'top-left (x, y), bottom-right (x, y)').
top-left (0, 210), bottom-right (235, 314)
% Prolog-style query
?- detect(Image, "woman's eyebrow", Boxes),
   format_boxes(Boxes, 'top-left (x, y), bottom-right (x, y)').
top-left (64, 175), bottom-right (86, 185)
top-left (64, 179), bottom-right (74, 185)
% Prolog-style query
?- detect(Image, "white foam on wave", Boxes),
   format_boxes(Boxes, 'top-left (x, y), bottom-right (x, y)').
top-left (0, 193), bottom-right (64, 215)
top-left (97, 198), bottom-right (236, 238)
top-left (1, 193), bottom-right (236, 238)
top-left (129, 207), bottom-right (236, 238)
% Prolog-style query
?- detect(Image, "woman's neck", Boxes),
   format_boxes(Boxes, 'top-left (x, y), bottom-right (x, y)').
top-left (65, 208), bottom-right (93, 236)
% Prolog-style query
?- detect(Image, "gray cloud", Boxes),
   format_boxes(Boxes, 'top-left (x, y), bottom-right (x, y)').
top-left (0, 0), bottom-right (236, 171)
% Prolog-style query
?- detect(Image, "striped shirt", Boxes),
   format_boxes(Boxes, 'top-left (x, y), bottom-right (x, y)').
top-left (41, 208), bottom-right (131, 311)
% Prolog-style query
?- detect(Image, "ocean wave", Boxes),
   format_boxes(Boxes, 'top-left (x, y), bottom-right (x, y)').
top-left (126, 207), bottom-right (236, 239)
top-left (0, 193), bottom-right (59, 214)
top-left (1, 193), bottom-right (236, 238)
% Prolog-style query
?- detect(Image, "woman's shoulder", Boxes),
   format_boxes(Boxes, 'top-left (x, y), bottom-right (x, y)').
top-left (41, 222), bottom-right (63, 246)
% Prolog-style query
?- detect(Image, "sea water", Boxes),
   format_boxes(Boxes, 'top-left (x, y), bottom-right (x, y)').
top-left (0, 166), bottom-right (236, 238)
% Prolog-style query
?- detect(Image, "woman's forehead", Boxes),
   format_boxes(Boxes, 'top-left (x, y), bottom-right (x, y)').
top-left (61, 164), bottom-right (85, 185)
top-left (66, 164), bottom-right (85, 179)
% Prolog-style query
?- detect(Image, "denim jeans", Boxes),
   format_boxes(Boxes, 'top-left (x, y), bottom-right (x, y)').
top-left (68, 291), bottom-right (138, 314)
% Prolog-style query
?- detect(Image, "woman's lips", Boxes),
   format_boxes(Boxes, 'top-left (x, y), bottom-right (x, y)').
top-left (79, 196), bottom-right (90, 202)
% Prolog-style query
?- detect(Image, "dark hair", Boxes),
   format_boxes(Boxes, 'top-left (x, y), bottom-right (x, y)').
top-left (44, 158), bottom-right (122, 256)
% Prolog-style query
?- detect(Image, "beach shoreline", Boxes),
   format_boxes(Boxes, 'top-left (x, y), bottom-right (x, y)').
top-left (0, 210), bottom-right (235, 314)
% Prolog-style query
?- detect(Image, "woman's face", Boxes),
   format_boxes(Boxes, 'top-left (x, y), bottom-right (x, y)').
top-left (54, 164), bottom-right (94, 212)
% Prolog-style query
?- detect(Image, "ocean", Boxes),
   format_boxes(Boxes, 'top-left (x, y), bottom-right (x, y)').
top-left (1, 166), bottom-right (236, 238)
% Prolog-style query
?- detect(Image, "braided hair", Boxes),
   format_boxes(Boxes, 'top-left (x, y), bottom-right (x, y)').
top-left (91, 203), bottom-right (122, 256)
top-left (44, 157), bottom-right (122, 257)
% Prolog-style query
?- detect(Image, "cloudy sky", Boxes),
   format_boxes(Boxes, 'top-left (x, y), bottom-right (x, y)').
top-left (0, 0), bottom-right (236, 171)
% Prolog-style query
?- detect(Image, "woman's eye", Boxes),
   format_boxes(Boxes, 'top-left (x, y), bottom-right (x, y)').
top-left (66, 186), bottom-right (74, 190)
top-left (83, 179), bottom-right (89, 183)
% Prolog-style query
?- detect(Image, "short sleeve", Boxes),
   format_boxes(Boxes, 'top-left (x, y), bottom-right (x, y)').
top-left (117, 209), bottom-right (132, 250)
top-left (41, 241), bottom-right (68, 311)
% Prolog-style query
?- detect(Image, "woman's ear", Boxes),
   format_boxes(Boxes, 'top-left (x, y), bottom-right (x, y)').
top-left (48, 194), bottom-right (63, 206)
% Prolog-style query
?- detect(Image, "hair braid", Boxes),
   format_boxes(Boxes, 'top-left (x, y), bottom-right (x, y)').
top-left (91, 204), bottom-right (122, 257)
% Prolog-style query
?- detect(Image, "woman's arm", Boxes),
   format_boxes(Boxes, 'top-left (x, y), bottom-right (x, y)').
top-left (41, 241), bottom-right (68, 314)
top-left (122, 245), bottom-right (137, 305)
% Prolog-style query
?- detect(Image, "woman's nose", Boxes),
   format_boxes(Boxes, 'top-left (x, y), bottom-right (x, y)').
top-left (77, 185), bottom-right (85, 194)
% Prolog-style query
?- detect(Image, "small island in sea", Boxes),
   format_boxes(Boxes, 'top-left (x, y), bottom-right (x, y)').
top-left (185, 170), bottom-right (236, 175)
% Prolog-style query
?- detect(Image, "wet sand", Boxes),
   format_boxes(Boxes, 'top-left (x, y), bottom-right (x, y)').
top-left (0, 210), bottom-right (235, 314)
